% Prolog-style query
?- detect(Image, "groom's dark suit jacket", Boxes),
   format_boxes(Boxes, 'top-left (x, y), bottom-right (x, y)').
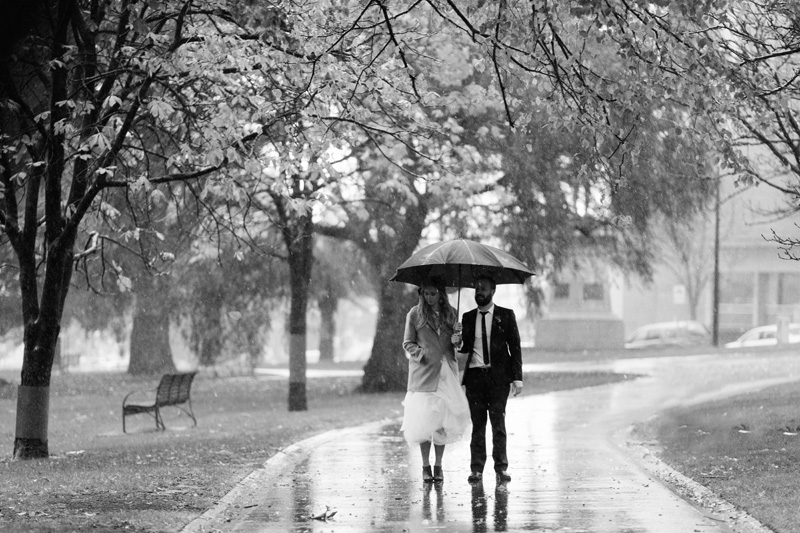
top-left (459, 305), bottom-right (523, 385)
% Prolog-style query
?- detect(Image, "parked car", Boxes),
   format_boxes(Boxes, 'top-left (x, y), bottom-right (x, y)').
top-left (724, 323), bottom-right (800, 349)
top-left (624, 321), bottom-right (711, 349)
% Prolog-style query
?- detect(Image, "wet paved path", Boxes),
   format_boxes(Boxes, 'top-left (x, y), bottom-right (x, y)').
top-left (184, 352), bottom-right (800, 533)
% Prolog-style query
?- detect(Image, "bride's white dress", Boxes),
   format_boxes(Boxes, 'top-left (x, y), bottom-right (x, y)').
top-left (401, 359), bottom-right (471, 445)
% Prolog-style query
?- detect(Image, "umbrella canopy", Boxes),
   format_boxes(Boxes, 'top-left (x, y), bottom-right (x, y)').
top-left (389, 239), bottom-right (534, 288)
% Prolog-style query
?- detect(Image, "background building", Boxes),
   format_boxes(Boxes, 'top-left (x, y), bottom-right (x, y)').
top-left (535, 261), bottom-right (626, 351)
top-left (536, 167), bottom-right (800, 349)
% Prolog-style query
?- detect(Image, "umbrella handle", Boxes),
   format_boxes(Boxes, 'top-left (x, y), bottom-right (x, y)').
top-left (455, 264), bottom-right (461, 323)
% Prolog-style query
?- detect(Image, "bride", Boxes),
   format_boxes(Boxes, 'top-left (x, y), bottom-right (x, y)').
top-left (400, 277), bottom-right (471, 484)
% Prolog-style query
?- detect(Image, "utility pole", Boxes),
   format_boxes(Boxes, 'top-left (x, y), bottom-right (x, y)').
top-left (712, 175), bottom-right (721, 347)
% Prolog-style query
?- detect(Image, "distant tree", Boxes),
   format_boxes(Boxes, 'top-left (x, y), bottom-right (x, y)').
top-left (696, 4), bottom-right (800, 190)
top-left (0, 245), bottom-right (21, 337)
top-left (120, 189), bottom-right (184, 375)
top-left (490, 104), bottom-right (716, 296)
top-left (320, 171), bottom-right (429, 392)
top-left (310, 237), bottom-right (372, 363)
top-left (318, 140), bottom-right (489, 392)
top-left (312, 20), bottom-right (506, 392)
top-left (177, 236), bottom-right (287, 371)
top-left (696, 4), bottom-right (800, 255)
top-left (654, 212), bottom-right (714, 321)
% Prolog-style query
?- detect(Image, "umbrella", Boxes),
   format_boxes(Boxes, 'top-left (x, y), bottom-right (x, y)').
top-left (389, 239), bottom-right (535, 315)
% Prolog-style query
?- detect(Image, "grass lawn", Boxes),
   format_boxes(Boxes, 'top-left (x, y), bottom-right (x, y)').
top-left (639, 381), bottom-right (800, 533)
top-left (0, 360), bottom-right (632, 533)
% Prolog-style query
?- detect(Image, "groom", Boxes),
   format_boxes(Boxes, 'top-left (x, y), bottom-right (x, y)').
top-left (455, 275), bottom-right (523, 484)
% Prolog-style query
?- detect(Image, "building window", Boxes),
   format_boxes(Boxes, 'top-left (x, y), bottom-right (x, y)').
top-left (778, 273), bottom-right (800, 304)
top-left (721, 273), bottom-right (753, 304)
top-left (583, 283), bottom-right (603, 301)
top-left (554, 283), bottom-right (570, 299)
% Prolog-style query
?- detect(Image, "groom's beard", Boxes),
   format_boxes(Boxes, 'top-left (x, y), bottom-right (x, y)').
top-left (475, 293), bottom-right (492, 306)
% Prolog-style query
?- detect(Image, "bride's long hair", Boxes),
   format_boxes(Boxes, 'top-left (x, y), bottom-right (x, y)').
top-left (415, 277), bottom-right (457, 330)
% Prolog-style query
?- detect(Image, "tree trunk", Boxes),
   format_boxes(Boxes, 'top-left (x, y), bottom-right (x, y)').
top-left (356, 193), bottom-right (428, 393)
top-left (360, 281), bottom-right (413, 392)
top-left (14, 320), bottom-right (59, 458)
top-left (286, 213), bottom-right (314, 411)
top-left (128, 307), bottom-right (175, 375)
top-left (198, 291), bottom-right (223, 367)
top-left (53, 337), bottom-right (63, 371)
top-left (318, 293), bottom-right (337, 362)
top-left (127, 277), bottom-right (176, 375)
top-left (14, 246), bottom-right (74, 459)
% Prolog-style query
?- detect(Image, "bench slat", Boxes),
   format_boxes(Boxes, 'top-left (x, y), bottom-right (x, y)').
top-left (123, 372), bottom-right (197, 433)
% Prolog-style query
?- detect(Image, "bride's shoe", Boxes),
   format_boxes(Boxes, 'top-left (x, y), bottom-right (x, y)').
top-left (422, 466), bottom-right (433, 483)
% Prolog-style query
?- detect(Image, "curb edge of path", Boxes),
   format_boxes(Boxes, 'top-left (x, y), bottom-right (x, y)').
top-left (179, 417), bottom-right (400, 533)
top-left (621, 375), bottom-right (800, 533)
top-left (618, 425), bottom-right (773, 533)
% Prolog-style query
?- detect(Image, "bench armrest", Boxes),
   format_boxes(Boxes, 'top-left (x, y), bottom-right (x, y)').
top-left (122, 386), bottom-right (157, 406)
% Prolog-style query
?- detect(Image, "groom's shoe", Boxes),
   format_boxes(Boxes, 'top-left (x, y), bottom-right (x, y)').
top-left (467, 471), bottom-right (483, 483)
top-left (496, 471), bottom-right (511, 484)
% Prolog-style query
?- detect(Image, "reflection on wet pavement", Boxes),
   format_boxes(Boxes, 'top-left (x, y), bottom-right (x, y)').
top-left (225, 353), bottom-right (800, 532)
top-left (233, 420), bottom-right (525, 532)
top-left (230, 400), bottom-right (691, 532)
top-left (234, 424), bottom-right (476, 532)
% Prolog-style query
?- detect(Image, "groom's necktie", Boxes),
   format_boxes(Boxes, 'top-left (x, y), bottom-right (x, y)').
top-left (480, 311), bottom-right (490, 366)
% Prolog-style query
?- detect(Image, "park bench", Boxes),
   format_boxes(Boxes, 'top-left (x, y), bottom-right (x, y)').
top-left (122, 372), bottom-right (197, 433)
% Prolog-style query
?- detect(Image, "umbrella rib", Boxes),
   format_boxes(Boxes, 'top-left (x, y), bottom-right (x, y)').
top-left (422, 241), bottom-right (452, 265)
top-left (460, 239), bottom-right (477, 264)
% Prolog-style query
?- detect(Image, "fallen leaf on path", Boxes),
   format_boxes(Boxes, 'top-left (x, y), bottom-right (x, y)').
top-left (310, 506), bottom-right (337, 521)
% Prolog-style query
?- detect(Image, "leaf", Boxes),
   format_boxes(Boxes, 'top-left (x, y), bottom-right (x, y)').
top-left (97, 166), bottom-right (116, 178)
top-left (117, 275), bottom-right (132, 293)
top-left (148, 100), bottom-right (175, 120)
top-left (310, 506), bottom-right (337, 521)
top-left (149, 189), bottom-right (167, 206)
top-left (86, 133), bottom-right (111, 152)
top-left (103, 95), bottom-right (123, 109)
top-left (131, 175), bottom-right (151, 192)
